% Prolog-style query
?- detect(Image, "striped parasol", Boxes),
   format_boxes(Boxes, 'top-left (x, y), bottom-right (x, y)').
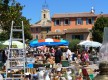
top-left (29, 38), bottom-right (69, 47)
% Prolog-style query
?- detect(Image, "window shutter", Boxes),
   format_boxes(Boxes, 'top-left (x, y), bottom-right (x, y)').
top-left (76, 18), bottom-right (78, 25)
top-left (81, 18), bottom-right (83, 25)
top-left (92, 17), bottom-right (94, 24)
top-left (54, 20), bottom-right (56, 26)
top-left (80, 35), bottom-right (84, 40)
top-left (59, 19), bottom-right (61, 25)
top-left (64, 19), bottom-right (65, 25)
top-left (68, 19), bottom-right (70, 25)
top-left (72, 35), bottom-right (75, 39)
top-left (86, 18), bottom-right (88, 24)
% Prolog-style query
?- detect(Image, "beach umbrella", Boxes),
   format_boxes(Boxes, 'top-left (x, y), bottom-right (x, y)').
top-left (29, 38), bottom-right (69, 47)
top-left (79, 40), bottom-right (90, 45)
top-left (3, 40), bottom-right (26, 48)
top-left (79, 40), bottom-right (102, 47)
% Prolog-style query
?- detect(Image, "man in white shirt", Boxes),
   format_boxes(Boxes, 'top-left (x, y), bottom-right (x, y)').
top-left (66, 47), bottom-right (72, 61)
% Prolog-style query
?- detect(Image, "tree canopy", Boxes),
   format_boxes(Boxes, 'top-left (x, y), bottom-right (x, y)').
top-left (92, 16), bottom-right (108, 43)
top-left (69, 39), bottom-right (80, 51)
top-left (0, 0), bottom-right (32, 41)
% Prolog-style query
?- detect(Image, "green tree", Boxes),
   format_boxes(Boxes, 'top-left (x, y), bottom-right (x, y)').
top-left (69, 39), bottom-right (80, 51)
top-left (0, 0), bottom-right (32, 41)
top-left (92, 16), bottom-right (108, 43)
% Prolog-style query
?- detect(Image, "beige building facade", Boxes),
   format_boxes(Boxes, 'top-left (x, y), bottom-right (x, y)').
top-left (30, 8), bottom-right (51, 39)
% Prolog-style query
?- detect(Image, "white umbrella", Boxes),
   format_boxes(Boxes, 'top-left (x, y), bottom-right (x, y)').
top-left (79, 40), bottom-right (102, 47)
top-left (3, 40), bottom-right (26, 48)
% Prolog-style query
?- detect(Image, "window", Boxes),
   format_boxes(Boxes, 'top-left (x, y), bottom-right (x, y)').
top-left (36, 28), bottom-right (38, 32)
top-left (76, 18), bottom-right (83, 25)
top-left (86, 18), bottom-right (94, 24)
top-left (36, 35), bottom-right (38, 39)
top-left (54, 19), bottom-right (61, 26)
top-left (64, 18), bottom-right (70, 25)
top-left (88, 18), bottom-right (92, 24)
top-left (72, 35), bottom-right (84, 40)
top-left (31, 28), bottom-right (35, 32)
top-left (46, 28), bottom-right (50, 33)
top-left (43, 14), bottom-right (46, 18)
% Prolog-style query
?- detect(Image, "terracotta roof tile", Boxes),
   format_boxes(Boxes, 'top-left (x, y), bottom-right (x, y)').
top-left (47, 28), bottom-right (89, 35)
top-left (31, 20), bottom-right (51, 27)
top-left (66, 28), bottom-right (89, 33)
top-left (97, 14), bottom-right (108, 18)
top-left (47, 31), bottom-right (65, 35)
top-left (52, 12), bottom-right (97, 18)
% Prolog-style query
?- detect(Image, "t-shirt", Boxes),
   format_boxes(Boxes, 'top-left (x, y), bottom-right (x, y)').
top-left (66, 49), bottom-right (72, 60)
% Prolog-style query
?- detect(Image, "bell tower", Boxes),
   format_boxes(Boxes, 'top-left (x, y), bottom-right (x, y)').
top-left (41, 0), bottom-right (50, 21)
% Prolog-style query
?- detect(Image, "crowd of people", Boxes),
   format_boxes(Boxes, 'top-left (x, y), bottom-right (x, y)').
top-left (29, 46), bottom-right (91, 65)
top-left (0, 46), bottom-right (99, 80)
top-left (24, 46), bottom-right (98, 80)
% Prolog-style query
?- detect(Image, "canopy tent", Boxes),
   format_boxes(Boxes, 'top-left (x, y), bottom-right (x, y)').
top-left (79, 40), bottom-right (102, 47)
top-left (3, 40), bottom-right (26, 48)
top-left (29, 38), bottom-right (69, 47)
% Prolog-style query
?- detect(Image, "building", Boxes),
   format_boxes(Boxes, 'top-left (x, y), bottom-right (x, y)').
top-left (30, 6), bottom-right (108, 41)
top-left (30, 3), bottom-right (51, 39)
top-left (47, 9), bottom-right (97, 41)
top-left (97, 14), bottom-right (108, 18)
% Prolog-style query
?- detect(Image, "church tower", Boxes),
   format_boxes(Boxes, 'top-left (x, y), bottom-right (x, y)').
top-left (30, 0), bottom-right (51, 39)
top-left (41, 0), bottom-right (50, 21)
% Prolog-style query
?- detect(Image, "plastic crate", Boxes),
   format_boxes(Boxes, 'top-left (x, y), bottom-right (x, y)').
top-left (61, 60), bottom-right (69, 67)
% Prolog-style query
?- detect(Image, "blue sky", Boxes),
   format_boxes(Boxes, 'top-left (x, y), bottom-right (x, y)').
top-left (16, 0), bottom-right (108, 24)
